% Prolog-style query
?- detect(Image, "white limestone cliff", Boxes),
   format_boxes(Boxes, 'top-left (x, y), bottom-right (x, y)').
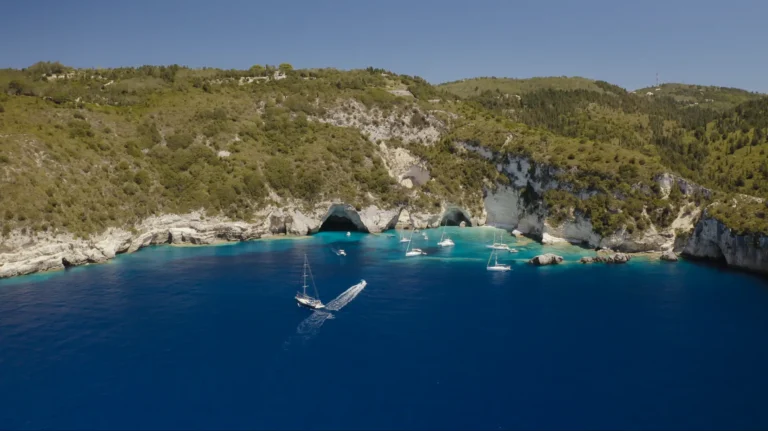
top-left (683, 216), bottom-right (768, 274)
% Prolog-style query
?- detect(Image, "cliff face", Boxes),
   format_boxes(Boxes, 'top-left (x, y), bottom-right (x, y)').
top-left (683, 216), bottom-right (768, 274)
top-left (477, 148), bottom-right (697, 253)
top-left (1, 154), bottom-right (765, 279)
top-left (0, 203), bottom-right (401, 279)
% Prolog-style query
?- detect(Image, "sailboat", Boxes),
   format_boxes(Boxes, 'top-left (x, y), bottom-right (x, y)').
top-left (295, 254), bottom-right (325, 309)
top-left (487, 229), bottom-right (513, 251)
top-left (399, 230), bottom-right (411, 243)
top-left (486, 250), bottom-right (511, 271)
top-left (437, 219), bottom-right (455, 247)
top-left (405, 228), bottom-right (426, 257)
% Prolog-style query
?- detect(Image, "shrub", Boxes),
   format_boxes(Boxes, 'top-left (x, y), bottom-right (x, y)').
top-left (166, 133), bottom-right (194, 150)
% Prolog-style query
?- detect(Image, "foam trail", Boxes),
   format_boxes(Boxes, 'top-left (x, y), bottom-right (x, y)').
top-left (295, 310), bottom-right (335, 335)
top-left (325, 280), bottom-right (367, 311)
top-left (284, 280), bottom-right (367, 348)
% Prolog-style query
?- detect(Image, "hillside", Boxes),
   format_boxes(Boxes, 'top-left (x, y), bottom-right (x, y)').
top-left (438, 76), bottom-right (604, 98)
top-left (0, 62), bottom-right (766, 277)
top-left (633, 83), bottom-right (764, 111)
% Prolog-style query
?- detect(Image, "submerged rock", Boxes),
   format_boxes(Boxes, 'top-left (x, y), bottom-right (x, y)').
top-left (660, 250), bottom-right (679, 262)
top-left (580, 256), bottom-right (595, 264)
top-left (529, 253), bottom-right (564, 266)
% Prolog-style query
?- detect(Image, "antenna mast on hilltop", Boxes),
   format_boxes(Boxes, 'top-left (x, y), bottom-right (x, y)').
top-left (656, 72), bottom-right (659, 87)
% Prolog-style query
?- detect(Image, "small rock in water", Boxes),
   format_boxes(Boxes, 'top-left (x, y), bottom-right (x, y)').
top-left (459, 221), bottom-right (466, 228)
top-left (528, 253), bottom-right (564, 266)
top-left (660, 250), bottom-right (679, 262)
top-left (601, 253), bottom-right (631, 264)
top-left (587, 253), bottom-right (632, 264)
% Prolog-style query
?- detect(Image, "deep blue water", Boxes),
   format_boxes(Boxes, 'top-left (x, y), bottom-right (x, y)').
top-left (2, 228), bottom-right (768, 430)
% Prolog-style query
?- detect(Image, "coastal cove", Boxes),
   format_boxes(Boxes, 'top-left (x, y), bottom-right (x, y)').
top-left (1, 197), bottom-right (767, 280)
top-left (2, 229), bottom-right (768, 429)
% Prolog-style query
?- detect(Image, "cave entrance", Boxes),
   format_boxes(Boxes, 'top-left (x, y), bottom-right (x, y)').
top-left (317, 205), bottom-right (369, 233)
top-left (440, 208), bottom-right (472, 227)
top-left (319, 215), bottom-right (365, 232)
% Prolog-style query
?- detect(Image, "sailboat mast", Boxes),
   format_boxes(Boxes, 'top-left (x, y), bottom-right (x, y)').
top-left (406, 227), bottom-right (414, 253)
top-left (302, 254), bottom-right (308, 295)
top-left (440, 218), bottom-right (446, 241)
top-left (487, 250), bottom-right (493, 268)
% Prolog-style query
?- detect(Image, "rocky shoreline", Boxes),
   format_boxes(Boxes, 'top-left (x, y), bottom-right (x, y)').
top-left (1, 193), bottom-right (766, 280)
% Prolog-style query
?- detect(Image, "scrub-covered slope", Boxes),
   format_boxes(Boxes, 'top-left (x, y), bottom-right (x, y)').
top-left (0, 62), bottom-right (766, 276)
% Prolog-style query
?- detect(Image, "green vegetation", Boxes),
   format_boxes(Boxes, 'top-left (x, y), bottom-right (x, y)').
top-left (0, 64), bottom-right (419, 237)
top-left (437, 76), bottom-right (768, 234)
top-left (634, 83), bottom-right (763, 111)
top-left (439, 76), bottom-right (605, 98)
top-left (708, 197), bottom-right (768, 236)
top-left (0, 63), bottom-right (766, 242)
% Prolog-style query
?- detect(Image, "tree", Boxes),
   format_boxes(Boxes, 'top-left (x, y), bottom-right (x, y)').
top-left (278, 63), bottom-right (294, 73)
top-left (249, 64), bottom-right (266, 76)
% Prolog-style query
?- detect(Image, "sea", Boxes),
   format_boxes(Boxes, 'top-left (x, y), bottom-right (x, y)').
top-left (2, 227), bottom-right (768, 430)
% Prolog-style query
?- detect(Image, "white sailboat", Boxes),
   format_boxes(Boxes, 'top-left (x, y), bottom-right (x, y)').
top-left (487, 229), bottom-right (513, 251)
top-left (405, 228), bottom-right (426, 257)
top-left (399, 230), bottom-right (411, 243)
top-left (487, 250), bottom-right (511, 271)
top-left (295, 254), bottom-right (325, 309)
top-left (437, 219), bottom-right (455, 247)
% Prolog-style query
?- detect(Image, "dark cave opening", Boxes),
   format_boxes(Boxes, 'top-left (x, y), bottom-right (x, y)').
top-left (318, 214), bottom-right (368, 232)
top-left (440, 208), bottom-right (472, 227)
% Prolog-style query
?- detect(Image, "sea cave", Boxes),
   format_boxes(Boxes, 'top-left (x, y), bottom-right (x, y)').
top-left (440, 207), bottom-right (473, 227)
top-left (318, 205), bottom-right (369, 233)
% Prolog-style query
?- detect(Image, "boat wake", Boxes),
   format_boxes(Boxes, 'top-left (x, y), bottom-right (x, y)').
top-left (325, 280), bottom-right (366, 311)
top-left (284, 280), bottom-right (367, 348)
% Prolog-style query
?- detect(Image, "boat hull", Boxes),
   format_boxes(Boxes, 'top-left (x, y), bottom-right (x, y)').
top-left (487, 265), bottom-right (511, 272)
top-left (296, 295), bottom-right (325, 309)
top-left (438, 240), bottom-right (455, 247)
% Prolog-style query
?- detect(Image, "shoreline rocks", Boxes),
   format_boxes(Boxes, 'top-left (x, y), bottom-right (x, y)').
top-left (528, 253), bottom-right (564, 266)
top-left (580, 253), bottom-right (632, 264)
top-left (660, 250), bottom-right (679, 262)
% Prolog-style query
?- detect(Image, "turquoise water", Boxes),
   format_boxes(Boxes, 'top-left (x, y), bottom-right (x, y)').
top-left (1, 227), bottom-right (768, 429)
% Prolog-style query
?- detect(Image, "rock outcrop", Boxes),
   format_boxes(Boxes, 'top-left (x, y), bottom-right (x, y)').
top-left (660, 250), bottom-right (679, 262)
top-left (683, 215), bottom-right (768, 274)
top-left (528, 253), bottom-right (564, 266)
top-left (580, 253), bottom-right (632, 264)
top-left (0, 203), bottom-right (404, 279)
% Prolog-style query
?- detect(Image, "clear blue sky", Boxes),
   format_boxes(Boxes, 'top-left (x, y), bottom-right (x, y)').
top-left (2, 0), bottom-right (766, 92)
